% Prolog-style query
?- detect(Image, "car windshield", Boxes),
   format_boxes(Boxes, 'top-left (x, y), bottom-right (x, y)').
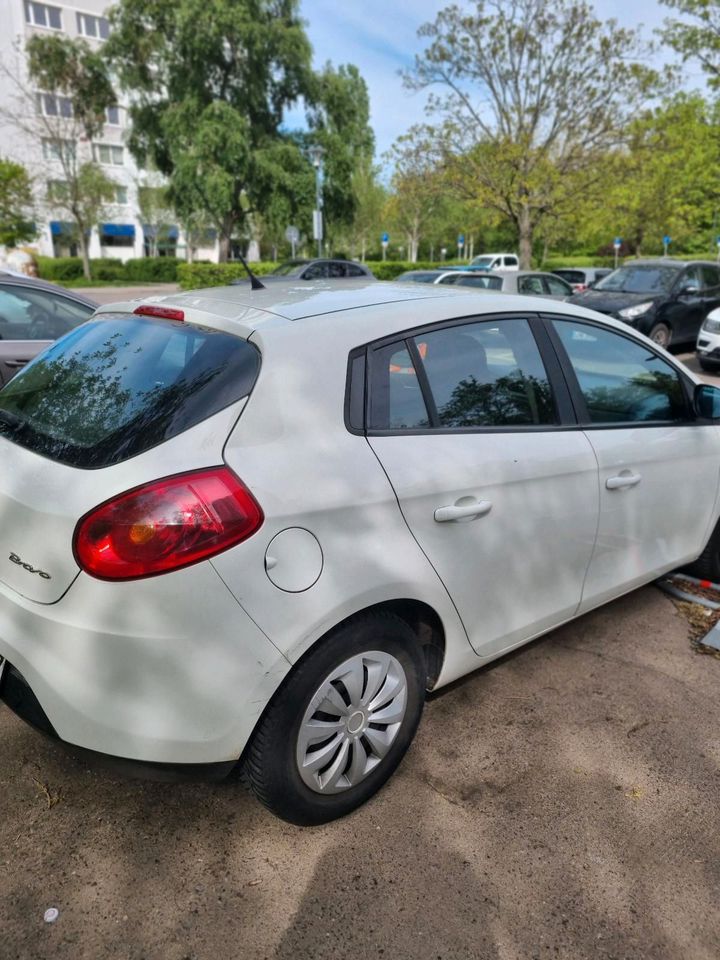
top-left (455, 275), bottom-right (503, 290)
top-left (470, 257), bottom-right (494, 269)
top-left (397, 272), bottom-right (441, 283)
top-left (594, 265), bottom-right (681, 294)
top-left (271, 261), bottom-right (305, 276)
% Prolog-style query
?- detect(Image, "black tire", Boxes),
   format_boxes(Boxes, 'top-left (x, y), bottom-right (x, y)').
top-left (685, 519), bottom-right (720, 582)
top-left (699, 358), bottom-right (720, 372)
top-left (243, 611), bottom-right (426, 826)
top-left (648, 322), bottom-right (672, 348)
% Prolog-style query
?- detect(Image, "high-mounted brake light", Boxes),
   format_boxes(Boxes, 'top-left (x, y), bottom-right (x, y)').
top-left (73, 467), bottom-right (263, 581)
top-left (133, 304), bottom-right (185, 321)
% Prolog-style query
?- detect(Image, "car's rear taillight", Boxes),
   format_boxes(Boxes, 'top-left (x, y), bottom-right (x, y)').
top-left (73, 467), bottom-right (263, 580)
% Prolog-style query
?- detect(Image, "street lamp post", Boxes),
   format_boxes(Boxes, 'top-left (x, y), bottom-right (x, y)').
top-left (309, 144), bottom-right (324, 258)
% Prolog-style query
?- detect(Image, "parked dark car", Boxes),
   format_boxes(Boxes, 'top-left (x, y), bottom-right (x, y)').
top-left (261, 259), bottom-right (375, 281)
top-left (569, 260), bottom-right (720, 347)
top-left (551, 267), bottom-right (612, 292)
top-left (0, 273), bottom-right (97, 383)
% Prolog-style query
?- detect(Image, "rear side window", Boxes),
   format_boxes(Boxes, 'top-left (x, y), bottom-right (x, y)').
top-left (370, 317), bottom-right (556, 430)
top-left (0, 314), bottom-right (260, 468)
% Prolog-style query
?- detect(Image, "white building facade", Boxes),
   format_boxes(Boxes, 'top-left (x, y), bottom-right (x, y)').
top-left (0, 0), bottom-right (220, 262)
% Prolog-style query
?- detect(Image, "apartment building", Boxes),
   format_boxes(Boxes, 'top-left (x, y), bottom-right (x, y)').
top-left (0, 0), bottom-right (218, 262)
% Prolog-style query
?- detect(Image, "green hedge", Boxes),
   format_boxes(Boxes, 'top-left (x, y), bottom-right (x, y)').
top-left (37, 256), bottom-right (183, 284)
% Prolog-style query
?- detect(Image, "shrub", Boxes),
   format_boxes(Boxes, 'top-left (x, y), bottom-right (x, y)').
top-left (124, 257), bottom-right (181, 283)
top-left (177, 262), bottom-right (282, 289)
top-left (37, 256), bottom-right (84, 281)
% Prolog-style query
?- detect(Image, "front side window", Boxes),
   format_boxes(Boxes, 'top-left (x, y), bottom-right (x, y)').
top-left (371, 317), bottom-right (556, 430)
top-left (303, 263), bottom-right (327, 280)
top-left (553, 319), bottom-right (688, 424)
top-left (504, 256), bottom-right (518, 267)
top-left (0, 285), bottom-right (93, 340)
top-left (544, 275), bottom-right (571, 296)
top-left (518, 275), bottom-right (545, 295)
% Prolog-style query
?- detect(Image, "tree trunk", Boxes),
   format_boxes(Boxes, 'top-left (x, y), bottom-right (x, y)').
top-left (218, 232), bottom-right (231, 263)
top-left (78, 227), bottom-right (91, 281)
top-left (361, 238), bottom-right (366, 263)
top-left (518, 205), bottom-right (533, 269)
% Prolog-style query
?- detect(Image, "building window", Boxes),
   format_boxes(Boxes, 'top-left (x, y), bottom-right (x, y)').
top-left (36, 92), bottom-right (73, 118)
top-left (100, 223), bottom-right (135, 247)
top-left (24, 1), bottom-right (62, 29)
top-left (94, 143), bottom-right (124, 166)
top-left (114, 186), bottom-right (128, 204)
top-left (47, 179), bottom-right (70, 201)
top-left (76, 12), bottom-right (109, 39)
top-left (42, 138), bottom-right (75, 162)
top-left (106, 105), bottom-right (120, 126)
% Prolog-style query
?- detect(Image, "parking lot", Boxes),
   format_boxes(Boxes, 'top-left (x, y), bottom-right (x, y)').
top-left (3, 585), bottom-right (719, 960)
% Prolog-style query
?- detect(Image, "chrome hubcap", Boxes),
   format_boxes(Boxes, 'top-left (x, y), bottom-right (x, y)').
top-left (296, 651), bottom-right (408, 794)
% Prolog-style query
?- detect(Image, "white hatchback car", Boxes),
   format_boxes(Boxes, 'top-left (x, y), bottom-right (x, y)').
top-left (1, 282), bottom-right (720, 825)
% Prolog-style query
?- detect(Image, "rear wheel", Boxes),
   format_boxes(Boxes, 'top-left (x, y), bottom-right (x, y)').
top-left (648, 322), bottom-right (672, 348)
top-left (244, 611), bottom-right (426, 825)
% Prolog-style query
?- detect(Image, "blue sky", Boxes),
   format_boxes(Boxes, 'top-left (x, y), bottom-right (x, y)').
top-left (298, 0), bottom-right (703, 161)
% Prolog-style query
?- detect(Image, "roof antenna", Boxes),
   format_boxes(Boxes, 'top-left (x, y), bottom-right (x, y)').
top-left (235, 250), bottom-right (265, 290)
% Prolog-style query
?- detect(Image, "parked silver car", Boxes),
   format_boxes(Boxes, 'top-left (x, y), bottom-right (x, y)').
top-left (442, 270), bottom-right (572, 299)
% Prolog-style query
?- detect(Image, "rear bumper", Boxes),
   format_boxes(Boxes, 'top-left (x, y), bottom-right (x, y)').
top-left (0, 660), bottom-right (236, 781)
top-left (0, 563), bottom-right (291, 766)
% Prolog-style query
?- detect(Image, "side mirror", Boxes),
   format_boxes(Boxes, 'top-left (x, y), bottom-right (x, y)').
top-left (680, 283), bottom-right (700, 297)
top-left (695, 383), bottom-right (720, 419)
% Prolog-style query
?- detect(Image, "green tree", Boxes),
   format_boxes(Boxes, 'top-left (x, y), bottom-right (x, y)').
top-left (0, 158), bottom-right (35, 247)
top-left (136, 176), bottom-right (176, 258)
top-left (385, 133), bottom-right (450, 262)
top-left (661, 0), bottom-right (720, 88)
top-left (107, 0), bottom-right (314, 262)
top-left (403, 0), bottom-right (664, 268)
top-left (569, 94), bottom-right (720, 257)
top-left (306, 64), bottom-right (375, 247)
top-left (12, 35), bottom-right (118, 278)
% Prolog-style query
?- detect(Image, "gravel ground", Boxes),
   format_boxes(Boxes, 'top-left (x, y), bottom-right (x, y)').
top-left (2, 585), bottom-right (719, 960)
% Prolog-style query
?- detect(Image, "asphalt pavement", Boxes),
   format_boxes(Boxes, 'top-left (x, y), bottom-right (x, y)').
top-left (2, 586), bottom-right (719, 960)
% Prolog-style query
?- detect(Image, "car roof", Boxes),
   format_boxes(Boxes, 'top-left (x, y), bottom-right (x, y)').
top-left (621, 259), bottom-right (708, 268)
top-left (96, 278), bottom-right (650, 346)
top-left (0, 272), bottom-right (98, 306)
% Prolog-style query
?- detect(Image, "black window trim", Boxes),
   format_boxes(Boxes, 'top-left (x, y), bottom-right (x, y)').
top-left (541, 312), bottom-right (698, 429)
top-left (353, 311), bottom-right (579, 437)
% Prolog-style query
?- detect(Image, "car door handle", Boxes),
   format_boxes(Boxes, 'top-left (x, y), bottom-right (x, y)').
top-left (434, 499), bottom-right (492, 523)
top-left (606, 473), bottom-right (642, 490)
top-left (5, 360), bottom-right (26, 369)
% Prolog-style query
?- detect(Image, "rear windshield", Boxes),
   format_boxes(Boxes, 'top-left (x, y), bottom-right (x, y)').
top-left (0, 314), bottom-right (260, 468)
top-left (455, 275), bottom-right (503, 290)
